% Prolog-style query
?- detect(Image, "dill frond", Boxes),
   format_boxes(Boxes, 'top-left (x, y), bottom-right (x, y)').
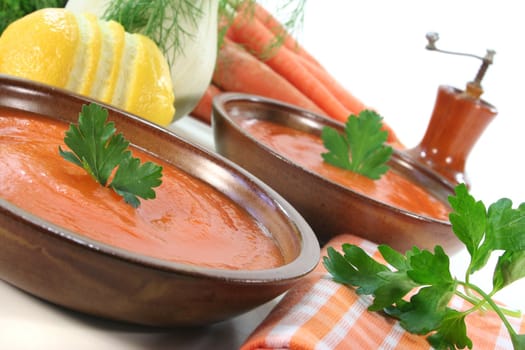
top-left (102, 0), bottom-right (308, 67)
top-left (102, 0), bottom-right (204, 67)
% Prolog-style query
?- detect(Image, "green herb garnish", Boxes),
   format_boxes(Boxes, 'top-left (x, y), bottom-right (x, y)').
top-left (321, 110), bottom-right (393, 180)
top-left (102, 0), bottom-right (308, 68)
top-left (102, 0), bottom-right (203, 68)
top-left (323, 183), bottom-right (525, 350)
top-left (59, 103), bottom-right (163, 208)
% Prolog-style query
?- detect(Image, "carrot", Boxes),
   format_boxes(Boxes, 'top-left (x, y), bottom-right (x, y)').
top-left (226, 4), bottom-right (403, 147)
top-left (296, 55), bottom-right (368, 115)
top-left (190, 83), bottom-right (222, 124)
top-left (296, 53), bottom-right (401, 145)
top-left (252, 3), bottom-right (322, 68)
top-left (227, 14), bottom-right (351, 122)
top-left (383, 124), bottom-right (403, 147)
top-left (213, 38), bottom-right (325, 115)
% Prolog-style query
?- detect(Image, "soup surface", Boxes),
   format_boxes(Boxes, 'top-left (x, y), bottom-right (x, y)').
top-left (241, 118), bottom-right (450, 221)
top-left (0, 108), bottom-right (284, 270)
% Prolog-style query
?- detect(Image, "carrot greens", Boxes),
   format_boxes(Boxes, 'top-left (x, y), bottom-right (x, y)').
top-left (59, 103), bottom-right (162, 208)
top-left (321, 110), bottom-right (393, 180)
top-left (323, 183), bottom-right (525, 350)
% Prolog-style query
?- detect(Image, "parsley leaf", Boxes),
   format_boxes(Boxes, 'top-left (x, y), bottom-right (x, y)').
top-left (450, 184), bottom-right (525, 276)
top-left (324, 244), bottom-right (390, 295)
top-left (321, 110), bottom-right (393, 180)
top-left (59, 103), bottom-right (163, 208)
top-left (493, 250), bottom-right (525, 292)
top-left (397, 284), bottom-right (456, 334)
top-left (324, 183), bottom-right (525, 350)
top-left (427, 309), bottom-right (472, 350)
top-left (448, 183), bottom-right (487, 258)
top-left (59, 104), bottom-right (130, 186)
top-left (110, 157), bottom-right (163, 208)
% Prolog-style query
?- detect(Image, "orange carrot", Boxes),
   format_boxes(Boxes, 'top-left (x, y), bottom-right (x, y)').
top-left (381, 121), bottom-right (403, 147)
top-left (295, 53), bottom-right (401, 145)
top-left (190, 84), bottom-right (223, 124)
top-left (253, 3), bottom-right (322, 68)
top-left (226, 5), bottom-right (403, 147)
top-left (213, 38), bottom-right (325, 115)
top-left (228, 14), bottom-right (351, 122)
top-left (295, 55), bottom-right (367, 116)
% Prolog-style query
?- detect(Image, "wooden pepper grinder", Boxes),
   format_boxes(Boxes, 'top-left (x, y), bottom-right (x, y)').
top-left (405, 32), bottom-right (497, 188)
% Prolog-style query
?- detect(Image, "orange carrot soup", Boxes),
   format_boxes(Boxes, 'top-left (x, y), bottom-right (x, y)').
top-left (0, 108), bottom-right (284, 270)
top-left (241, 119), bottom-right (450, 221)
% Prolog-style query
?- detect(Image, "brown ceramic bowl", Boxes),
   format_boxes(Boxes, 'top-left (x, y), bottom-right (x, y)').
top-left (0, 75), bottom-right (320, 327)
top-left (212, 93), bottom-right (463, 254)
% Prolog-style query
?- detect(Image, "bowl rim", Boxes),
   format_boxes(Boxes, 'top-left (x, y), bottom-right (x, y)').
top-left (0, 74), bottom-right (321, 284)
top-left (212, 91), bottom-right (453, 227)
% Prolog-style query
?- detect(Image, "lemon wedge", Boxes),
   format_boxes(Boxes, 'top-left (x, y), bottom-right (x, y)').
top-left (0, 8), bottom-right (79, 87)
top-left (120, 35), bottom-right (176, 126)
top-left (0, 8), bottom-right (175, 125)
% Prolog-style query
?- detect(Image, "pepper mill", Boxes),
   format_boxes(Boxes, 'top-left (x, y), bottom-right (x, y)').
top-left (404, 32), bottom-right (497, 188)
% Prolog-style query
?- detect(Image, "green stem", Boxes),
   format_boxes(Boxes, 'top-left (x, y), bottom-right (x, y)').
top-left (457, 274), bottom-right (522, 318)
top-left (464, 263), bottom-right (481, 302)
top-left (458, 281), bottom-right (519, 338)
top-left (462, 266), bottom-right (491, 315)
top-left (454, 289), bottom-right (483, 311)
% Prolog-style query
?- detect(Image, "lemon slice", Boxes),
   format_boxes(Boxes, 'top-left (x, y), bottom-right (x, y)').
top-left (66, 13), bottom-right (102, 95)
top-left (91, 20), bottom-right (125, 104)
top-left (0, 8), bottom-right (175, 125)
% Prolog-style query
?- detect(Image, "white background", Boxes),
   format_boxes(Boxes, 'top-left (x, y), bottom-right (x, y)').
top-left (294, 0), bottom-right (525, 314)
top-left (1, 1), bottom-right (524, 348)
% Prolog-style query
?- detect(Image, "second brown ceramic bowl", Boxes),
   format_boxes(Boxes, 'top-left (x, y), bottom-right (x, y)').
top-left (212, 93), bottom-right (462, 254)
top-left (0, 76), bottom-right (320, 327)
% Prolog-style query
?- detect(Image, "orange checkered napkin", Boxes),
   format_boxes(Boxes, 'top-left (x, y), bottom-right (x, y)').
top-left (241, 234), bottom-right (525, 350)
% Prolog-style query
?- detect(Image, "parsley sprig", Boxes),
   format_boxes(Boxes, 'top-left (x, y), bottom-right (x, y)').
top-left (59, 103), bottom-right (163, 208)
top-left (323, 183), bottom-right (525, 349)
top-left (321, 110), bottom-right (393, 180)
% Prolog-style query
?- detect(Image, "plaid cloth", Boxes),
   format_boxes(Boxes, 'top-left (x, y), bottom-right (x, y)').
top-left (241, 234), bottom-right (525, 350)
